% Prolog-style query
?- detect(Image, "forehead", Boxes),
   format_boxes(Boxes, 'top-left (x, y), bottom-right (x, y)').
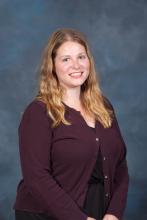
top-left (56, 41), bottom-right (86, 56)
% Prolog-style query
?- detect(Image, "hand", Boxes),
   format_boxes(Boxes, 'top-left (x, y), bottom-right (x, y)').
top-left (103, 214), bottom-right (119, 220)
top-left (87, 217), bottom-right (96, 220)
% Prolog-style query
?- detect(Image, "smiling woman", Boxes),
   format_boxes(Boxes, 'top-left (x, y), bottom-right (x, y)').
top-left (54, 41), bottom-right (90, 88)
top-left (13, 28), bottom-right (129, 220)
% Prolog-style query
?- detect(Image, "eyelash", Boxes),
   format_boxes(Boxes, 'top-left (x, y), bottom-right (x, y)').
top-left (79, 55), bottom-right (86, 59)
top-left (62, 58), bottom-right (70, 62)
top-left (62, 55), bottom-right (86, 62)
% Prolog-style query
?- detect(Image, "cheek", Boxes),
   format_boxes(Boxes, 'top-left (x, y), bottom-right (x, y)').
top-left (84, 64), bottom-right (90, 74)
top-left (83, 60), bottom-right (90, 70)
top-left (86, 63), bottom-right (90, 70)
top-left (55, 64), bottom-right (67, 76)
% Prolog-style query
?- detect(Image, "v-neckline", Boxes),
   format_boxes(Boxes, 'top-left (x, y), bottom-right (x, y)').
top-left (62, 102), bottom-right (96, 129)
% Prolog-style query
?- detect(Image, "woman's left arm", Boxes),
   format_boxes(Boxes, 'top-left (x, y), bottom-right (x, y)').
top-left (103, 98), bottom-right (129, 220)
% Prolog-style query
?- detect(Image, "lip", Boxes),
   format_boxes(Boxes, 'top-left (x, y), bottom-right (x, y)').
top-left (69, 72), bottom-right (83, 79)
top-left (69, 71), bottom-right (83, 76)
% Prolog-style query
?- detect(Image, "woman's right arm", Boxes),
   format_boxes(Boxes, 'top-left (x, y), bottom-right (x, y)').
top-left (19, 101), bottom-right (88, 220)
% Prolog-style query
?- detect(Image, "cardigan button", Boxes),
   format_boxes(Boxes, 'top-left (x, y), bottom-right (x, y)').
top-left (105, 193), bottom-right (109, 197)
top-left (96, 137), bottom-right (99, 141)
top-left (104, 175), bottom-right (108, 179)
top-left (103, 157), bottom-right (106, 161)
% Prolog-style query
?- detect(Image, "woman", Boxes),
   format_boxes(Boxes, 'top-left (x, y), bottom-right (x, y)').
top-left (13, 28), bottom-right (129, 220)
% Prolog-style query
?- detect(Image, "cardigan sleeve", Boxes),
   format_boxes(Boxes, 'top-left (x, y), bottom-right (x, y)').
top-left (18, 101), bottom-right (87, 220)
top-left (103, 97), bottom-right (129, 220)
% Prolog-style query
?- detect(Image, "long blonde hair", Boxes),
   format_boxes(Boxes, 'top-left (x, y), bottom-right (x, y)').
top-left (36, 28), bottom-right (114, 128)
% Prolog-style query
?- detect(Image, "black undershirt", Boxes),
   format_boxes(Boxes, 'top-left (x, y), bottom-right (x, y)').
top-left (82, 127), bottom-right (105, 220)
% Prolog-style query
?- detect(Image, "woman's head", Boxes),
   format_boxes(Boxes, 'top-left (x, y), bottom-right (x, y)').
top-left (36, 28), bottom-right (113, 128)
top-left (54, 40), bottom-right (90, 91)
top-left (39, 28), bottom-right (98, 94)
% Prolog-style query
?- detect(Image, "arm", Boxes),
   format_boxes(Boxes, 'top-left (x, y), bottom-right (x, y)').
top-left (103, 97), bottom-right (129, 220)
top-left (19, 101), bottom-right (88, 220)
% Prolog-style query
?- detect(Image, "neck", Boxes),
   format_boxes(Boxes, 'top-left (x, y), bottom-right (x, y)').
top-left (62, 87), bottom-right (82, 109)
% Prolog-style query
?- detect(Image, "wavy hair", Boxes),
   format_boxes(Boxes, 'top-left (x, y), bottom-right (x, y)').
top-left (36, 28), bottom-right (114, 128)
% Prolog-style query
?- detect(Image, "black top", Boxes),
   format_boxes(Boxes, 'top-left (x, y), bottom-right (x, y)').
top-left (83, 127), bottom-right (105, 220)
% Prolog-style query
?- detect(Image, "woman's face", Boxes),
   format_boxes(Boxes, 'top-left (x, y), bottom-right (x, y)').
top-left (54, 41), bottom-right (90, 90)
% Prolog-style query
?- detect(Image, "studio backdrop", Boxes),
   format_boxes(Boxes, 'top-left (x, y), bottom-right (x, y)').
top-left (0, 0), bottom-right (147, 219)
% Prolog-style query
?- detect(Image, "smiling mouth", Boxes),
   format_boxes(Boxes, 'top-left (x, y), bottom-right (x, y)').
top-left (69, 72), bottom-right (83, 77)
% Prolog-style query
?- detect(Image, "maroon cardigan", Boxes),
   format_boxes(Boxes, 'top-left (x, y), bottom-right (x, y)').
top-left (13, 97), bottom-right (129, 220)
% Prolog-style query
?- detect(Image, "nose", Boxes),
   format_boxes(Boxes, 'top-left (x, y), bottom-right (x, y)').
top-left (72, 59), bottom-right (80, 69)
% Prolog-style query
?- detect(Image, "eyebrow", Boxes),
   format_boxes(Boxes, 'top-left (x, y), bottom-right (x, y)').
top-left (59, 52), bottom-right (87, 58)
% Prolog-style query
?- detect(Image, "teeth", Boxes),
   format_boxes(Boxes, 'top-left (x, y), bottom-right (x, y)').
top-left (70, 72), bottom-right (83, 76)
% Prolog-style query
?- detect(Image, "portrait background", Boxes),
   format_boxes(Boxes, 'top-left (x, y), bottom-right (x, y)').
top-left (0, 0), bottom-right (147, 219)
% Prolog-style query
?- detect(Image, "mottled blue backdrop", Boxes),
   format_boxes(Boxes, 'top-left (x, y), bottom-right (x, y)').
top-left (0, 0), bottom-right (147, 219)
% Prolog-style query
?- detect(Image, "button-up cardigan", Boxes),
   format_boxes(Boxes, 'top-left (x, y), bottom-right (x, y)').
top-left (13, 97), bottom-right (129, 220)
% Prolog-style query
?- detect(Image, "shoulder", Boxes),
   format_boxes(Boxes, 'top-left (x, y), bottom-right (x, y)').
top-left (20, 99), bottom-right (51, 124)
top-left (23, 99), bottom-right (46, 115)
top-left (18, 99), bottom-right (54, 132)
